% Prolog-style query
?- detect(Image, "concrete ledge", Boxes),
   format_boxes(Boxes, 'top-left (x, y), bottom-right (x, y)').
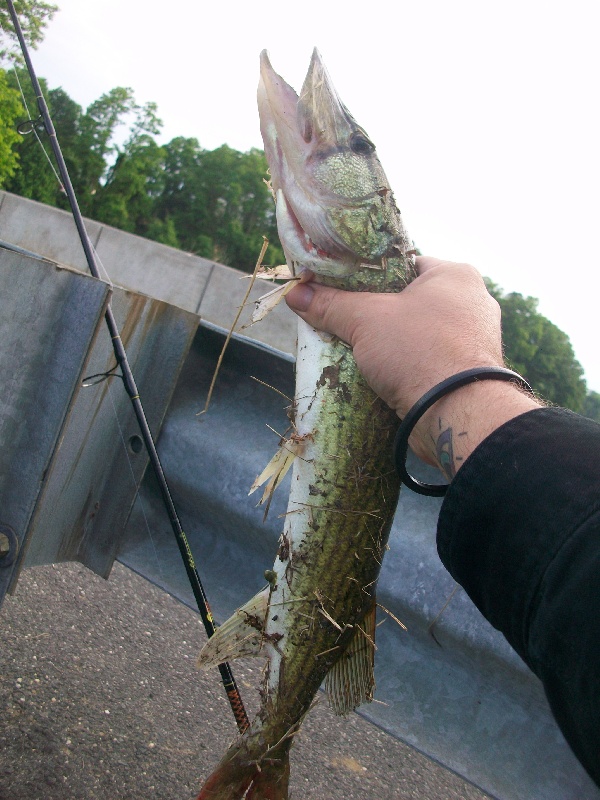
top-left (0, 191), bottom-right (296, 357)
top-left (0, 191), bottom-right (103, 272)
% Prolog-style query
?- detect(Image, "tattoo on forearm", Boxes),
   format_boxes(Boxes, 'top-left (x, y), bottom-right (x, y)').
top-left (437, 427), bottom-right (457, 481)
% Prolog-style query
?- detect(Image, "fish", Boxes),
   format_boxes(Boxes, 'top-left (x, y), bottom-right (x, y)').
top-left (196, 48), bottom-right (416, 800)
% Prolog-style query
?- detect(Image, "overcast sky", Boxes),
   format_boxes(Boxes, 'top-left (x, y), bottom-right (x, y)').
top-left (28, 0), bottom-right (600, 390)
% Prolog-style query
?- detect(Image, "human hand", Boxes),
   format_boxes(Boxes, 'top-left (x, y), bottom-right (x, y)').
top-left (286, 257), bottom-right (539, 474)
top-left (286, 257), bottom-right (504, 416)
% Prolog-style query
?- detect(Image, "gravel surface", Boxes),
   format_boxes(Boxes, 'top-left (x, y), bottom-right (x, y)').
top-left (0, 562), bottom-right (491, 800)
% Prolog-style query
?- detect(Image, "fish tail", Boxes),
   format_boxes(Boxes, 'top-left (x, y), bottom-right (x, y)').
top-left (196, 761), bottom-right (255, 800)
top-left (197, 745), bottom-right (290, 800)
top-left (244, 754), bottom-right (290, 800)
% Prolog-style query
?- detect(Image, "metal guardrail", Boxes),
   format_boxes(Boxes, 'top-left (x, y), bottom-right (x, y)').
top-left (1, 193), bottom-right (597, 798)
top-left (0, 244), bottom-right (198, 600)
top-left (119, 324), bottom-right (599, 800)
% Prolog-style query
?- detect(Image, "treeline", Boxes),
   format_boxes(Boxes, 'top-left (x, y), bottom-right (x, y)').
top-left (0, 67), bottom-right (599, 420)
top-left (486, 281), bottom-right (598, 418)
top-left (0, 68), bottom-right (285, 270)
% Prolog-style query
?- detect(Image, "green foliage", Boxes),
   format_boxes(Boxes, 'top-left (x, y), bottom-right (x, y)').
top-left (190, 144), bottom-right (282, 269)
top-left (582, 391), bottom-right (600, 423)
top-left (0, 69), bottom-right (23, 185)
top-left (4, 74), bottom-right (163, 210)
top-left (152, 139), bottom-right (284, 267)
top-left (0, 0), bottom-right (57, 58)
top-left (91, 134), bottom-right (167, 236)
top-left (3, 69), bottom-right (284, 269)
top-left (2, 69), bottom-right (58, 201)
top-left (74, 87), bottom-right (137, 211)
top-left (153, 136), bottom-right (204, 252)
top-left (486, 280), bottom-right (587, 412)
top-left (156, 137), bottom-right (285, 264)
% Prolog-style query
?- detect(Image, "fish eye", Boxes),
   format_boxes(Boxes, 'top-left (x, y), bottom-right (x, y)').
top-left (349, 131), bottom-right (375, 155)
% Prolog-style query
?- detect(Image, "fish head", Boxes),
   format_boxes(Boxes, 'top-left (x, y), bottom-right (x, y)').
top-left (258, 49), bottom-right (406, 277)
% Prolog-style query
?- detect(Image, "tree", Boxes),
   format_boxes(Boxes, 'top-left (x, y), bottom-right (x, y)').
top-left (46, 86), bottom-right (85, 208)
top-left (0, 68), bottom-right (23, 185)
top-left (187, 144), bottom-right (284, 269)
top-left (0, 0), bottom-right (57, 58)
top-left (582, 391), bottom-right (600, 423)
top-left (74, 86), bottom-right (137, 212)
top-left (153, 136), bottom-right (211, 256)
top-left (3, 79), bottom-right (160, 215)
top-left (3, 67), bottom-right (283, 270)
top-left (92, 134), bottom-right (173, 242)
top-left (87, 100), bottom-right (165, 227)
top-left (486, 280), bottom-right (587, 412)
top-left (152, 139), bottom-right (284, 266)
top-left (2, 67), bottom-right (60, 202)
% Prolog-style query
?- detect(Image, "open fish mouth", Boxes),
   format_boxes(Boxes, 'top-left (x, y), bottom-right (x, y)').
top-left (273, 186), bottom-right (361, 275)
top-left (258, 49), bottom-right (407, 277)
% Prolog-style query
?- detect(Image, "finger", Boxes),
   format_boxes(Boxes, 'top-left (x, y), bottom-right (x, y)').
top-left (415, 255), bottom-right (446, 275)
top-left (285, 281), bottom-right (361, 345)
top-left (296, 268), bottom-right (314, 284)
top-left (285, 281), bottom-right (315, 312)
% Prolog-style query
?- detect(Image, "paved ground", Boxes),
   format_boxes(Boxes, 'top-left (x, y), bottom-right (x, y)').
top-left (0, 562), bottom-right (491, 800)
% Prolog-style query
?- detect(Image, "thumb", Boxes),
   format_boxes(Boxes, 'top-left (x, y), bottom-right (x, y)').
top-left (285, 280), bottom-right (361, 345)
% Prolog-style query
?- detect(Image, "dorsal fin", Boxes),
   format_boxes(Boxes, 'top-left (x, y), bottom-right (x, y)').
top-left (324, 598), bottom-right (377, 715)
top-left (197, 587), bottom-right (269, 669)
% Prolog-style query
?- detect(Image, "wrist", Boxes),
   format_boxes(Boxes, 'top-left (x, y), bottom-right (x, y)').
top-left (411, 380), bottom-right (541, 479)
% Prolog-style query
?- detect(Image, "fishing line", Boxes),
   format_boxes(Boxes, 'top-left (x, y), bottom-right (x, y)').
top-left (91, 243), bottom-right (115, 288)
top-left (12, 62), bottom-right (115, 288)
top-left (12, 64), bottom-right (65, 192)
top-left (6, 1), bottom-right (249, 734)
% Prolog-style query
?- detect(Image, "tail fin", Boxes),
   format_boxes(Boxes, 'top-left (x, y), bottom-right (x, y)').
top-left (197, 747), bottom-right (290, 800)
top-left (197, 761), bottom-right (255, 800)
top-left (245, 756), bottom-right (290, 800)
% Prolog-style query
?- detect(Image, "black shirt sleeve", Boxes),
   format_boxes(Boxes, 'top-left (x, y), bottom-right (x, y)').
top-left (437, 407), bottom-right (600, 787)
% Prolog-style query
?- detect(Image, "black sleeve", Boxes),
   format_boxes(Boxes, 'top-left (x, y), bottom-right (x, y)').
top-left (437, 407), bottom-right (600, 787)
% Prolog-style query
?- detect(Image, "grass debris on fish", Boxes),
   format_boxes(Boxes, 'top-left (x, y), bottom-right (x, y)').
top-left (196, 48), bottom-right (416, 800)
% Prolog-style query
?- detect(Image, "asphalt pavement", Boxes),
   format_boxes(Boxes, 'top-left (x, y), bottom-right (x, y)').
top-left (0, 561), bottom-right (491, 800)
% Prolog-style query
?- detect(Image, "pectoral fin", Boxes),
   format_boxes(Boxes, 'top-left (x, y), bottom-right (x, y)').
top-left (250, 278), bottom-right (298, 324)
top-left (325, 599), bottom-right (377, 715)
top-left (248, 439), bottom-right (301, 519)
top-left (249, 445), bottom-right (297, 502)
top-left (197, 588), bottom-right (269, 669)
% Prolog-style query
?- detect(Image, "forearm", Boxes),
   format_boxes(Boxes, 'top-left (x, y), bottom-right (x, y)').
top-left (438, 407), bottom-right (600, 786)
top-left (410, 380), bottom-right (542, 480)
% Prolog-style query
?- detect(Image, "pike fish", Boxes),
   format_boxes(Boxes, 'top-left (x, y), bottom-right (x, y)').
top-left (196, 49), bottom-right (416, 800)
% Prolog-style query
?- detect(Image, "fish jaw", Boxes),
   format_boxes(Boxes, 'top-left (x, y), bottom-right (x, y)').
top-left (258, 49), bottom-right (407, 277)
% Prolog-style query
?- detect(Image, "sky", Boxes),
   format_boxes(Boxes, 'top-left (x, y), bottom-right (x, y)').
top-left (25, 0), bottom-right (600, 390)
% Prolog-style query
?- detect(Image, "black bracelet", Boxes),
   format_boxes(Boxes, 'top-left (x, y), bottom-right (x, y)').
top-left (393, 367), bottom-right (533, 497)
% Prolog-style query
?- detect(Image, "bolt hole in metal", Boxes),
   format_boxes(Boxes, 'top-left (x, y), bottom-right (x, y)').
top-left (128, 434), bottom-right (143, 454)
top-left (0, 525), bottom-right (18, 566)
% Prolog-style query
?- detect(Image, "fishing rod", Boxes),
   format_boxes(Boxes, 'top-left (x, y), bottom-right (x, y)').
top-left (6, 0), bottom-right (249, 734)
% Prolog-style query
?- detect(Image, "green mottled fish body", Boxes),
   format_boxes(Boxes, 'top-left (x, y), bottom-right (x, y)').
top-left (196, 50), bottom-right (415, 800)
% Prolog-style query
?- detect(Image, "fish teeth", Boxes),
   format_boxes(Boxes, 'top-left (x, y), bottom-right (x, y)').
top-left (275, 190), bottom-right (359, 276)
